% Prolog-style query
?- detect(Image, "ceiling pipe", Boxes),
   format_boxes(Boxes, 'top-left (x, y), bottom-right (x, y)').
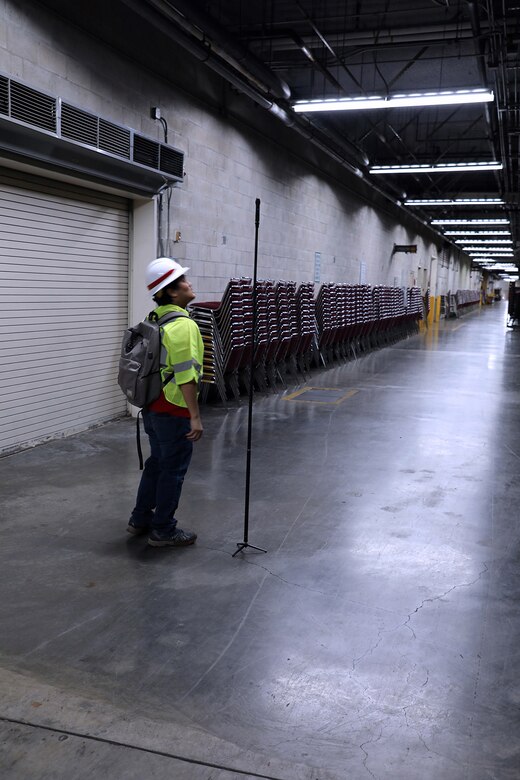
top-left (119, 0), bottom-right (276, 110)
top-left (119, 0), bottom-right (448, 245)
top-left (120, 0), bottom-right (369, 172)
top-left (148, 0), bottom-right (291, 101)
top-left (467, 1), bottom-right (519, 248)
top-left (466, 2), bottom-right (503, 188)
top-left (243, 23), bottom-right (476, 52)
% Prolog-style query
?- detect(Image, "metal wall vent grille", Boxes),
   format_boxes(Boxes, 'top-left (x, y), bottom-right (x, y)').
top-left (0, 75), bottom-right (8, 116)
top-left (61, 105), bottom-right (132, 160)
top-left (134, 135), bottom-right (160, 168)
top-left (0, 72), bottom-right (184, 182)
top-left (160, 145), bottom-right (184, 178)
top-left (61, 103), bottom-right (98, 146)
top-left (10, 81), bottom-right (56, 132)
top-left (99, 119), bottom-right (131, 159)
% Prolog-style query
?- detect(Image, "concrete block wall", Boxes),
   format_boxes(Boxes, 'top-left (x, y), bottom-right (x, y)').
top-left (0, 0), bottom-right (480, 306)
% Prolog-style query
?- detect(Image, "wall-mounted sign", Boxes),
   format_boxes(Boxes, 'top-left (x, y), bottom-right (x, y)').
top-left (314, 252), bottom-right (321, 283)
top-left (393, 244), bottom-right (417, 253)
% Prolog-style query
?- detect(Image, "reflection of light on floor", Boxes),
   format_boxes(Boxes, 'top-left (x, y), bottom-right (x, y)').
top-left (423, 321), bottom-right (440, 348)
top-left (487, 353), bottom-right (497, 370)
top-left (352, 540), bottom-right (475, 580)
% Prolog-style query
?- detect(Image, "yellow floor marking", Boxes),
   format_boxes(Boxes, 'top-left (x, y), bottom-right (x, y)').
top-left (283, 387), bottom-right (359, 405)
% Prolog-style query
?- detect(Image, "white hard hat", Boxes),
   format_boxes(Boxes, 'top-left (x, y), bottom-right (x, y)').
top-left (146, 257), bottom-right (189, 296)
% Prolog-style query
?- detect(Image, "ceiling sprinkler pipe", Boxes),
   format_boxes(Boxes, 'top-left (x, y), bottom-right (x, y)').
top-left (269, 105), bottom-right (369, 169)
top-left (120, 0), bottom-right (443, 240)
top-left (120, 0), bottom-right (278, 111)
top-left (122, 0), bottom-right (368, 172)
top-left (149, 0), bottom-right (291, 101)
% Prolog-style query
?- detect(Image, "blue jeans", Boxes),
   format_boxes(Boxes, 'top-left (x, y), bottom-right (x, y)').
top-left (131, 410), bottom-right (193, 533)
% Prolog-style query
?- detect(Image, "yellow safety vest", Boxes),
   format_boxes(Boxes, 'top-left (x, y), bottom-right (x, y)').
top-left (153, 304), bottom-right (204, 409)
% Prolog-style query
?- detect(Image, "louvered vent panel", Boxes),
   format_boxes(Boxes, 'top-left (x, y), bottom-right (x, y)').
top-left (99, 119), bottom-right (131, 159)
top-left (133, 135), bottom-right (160, 169)
top-left (0, 72), bottom-right (185, 183)
top-left (0, 76), bottom-right (8, 116)
top-left (160, 145), bottom-right (184, 179)
top-left (10, 82), bottom-right (56, 132)
top-left (61, 103), bottom-right (98, 146)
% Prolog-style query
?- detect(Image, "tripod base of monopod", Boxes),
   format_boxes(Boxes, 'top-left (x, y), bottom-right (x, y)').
top-left (232, 542), bottom-right (267, 557)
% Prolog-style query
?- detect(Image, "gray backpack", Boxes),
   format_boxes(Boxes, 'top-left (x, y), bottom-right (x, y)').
top-left (117, 310), bottom-right (186, 409)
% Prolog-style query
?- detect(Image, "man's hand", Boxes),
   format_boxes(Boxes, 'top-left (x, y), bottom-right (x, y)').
top-left (186, 414), bottom-right (203, 441)
top-left (180, 381), bottom-right (203, 441)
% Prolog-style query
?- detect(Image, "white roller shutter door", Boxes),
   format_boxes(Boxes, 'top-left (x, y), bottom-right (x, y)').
top-left (0, 168), bottom-right (129, 455)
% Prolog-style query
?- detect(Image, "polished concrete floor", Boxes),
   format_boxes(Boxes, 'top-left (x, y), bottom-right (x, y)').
top-left (1, 302), bottom-right (520, 780)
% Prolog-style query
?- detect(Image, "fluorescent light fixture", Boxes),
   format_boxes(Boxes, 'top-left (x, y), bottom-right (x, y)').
top-left (444, 230), bottom-right (512, 236)
top-left (370, 161), bottom-right (502, 174)
top-left (469, 253), bottom-right (514, 258)
top-left (405, 197), bottom-right (504, 206)
top-left (431, 218), bottom-right (510, 225)
top-left (467, 247), bottom-right (514, 252)
top-left (465, 249), bottom-right (514, 254)
top-left (456, 239), bottom-right (513, 245)
top-left (293, 88), bottom-right (494, 113)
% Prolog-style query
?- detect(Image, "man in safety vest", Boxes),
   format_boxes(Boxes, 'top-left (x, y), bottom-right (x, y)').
top-left (127, 257), bottom-right (204, 547)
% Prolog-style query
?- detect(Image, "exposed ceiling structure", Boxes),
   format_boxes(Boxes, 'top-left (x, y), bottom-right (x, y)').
top-left (28, 0), bottom-right (520, 278)
top-left (133, 0), bottom-right (520, 279)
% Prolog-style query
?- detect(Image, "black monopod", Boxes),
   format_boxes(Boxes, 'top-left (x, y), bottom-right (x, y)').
top-left (233, 198), bottom-right (267, 557)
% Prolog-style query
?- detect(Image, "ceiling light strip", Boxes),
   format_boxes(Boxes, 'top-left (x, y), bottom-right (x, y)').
top-left (405, 197), bottom-right (504, 206)
top-left (455, 239), bottom-right (513, 245)
top-left (431, 218), bottom-right (510, 225)
top-left (468, 253), bottom-right (515, 258)
top-left (464, 248), bottom-right (514, 253)
top-left (444, 230), bottom-right (512, 236)
top-left (370, 162), bottom-right (503, 174)
top-left (293, 89), bottom-right (494, 113)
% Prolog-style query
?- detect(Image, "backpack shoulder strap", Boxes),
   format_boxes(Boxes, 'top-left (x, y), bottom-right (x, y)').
top-left (156, 310), bottom-right (189, 389)
top-left (157, 310), bottom-right (189, 326)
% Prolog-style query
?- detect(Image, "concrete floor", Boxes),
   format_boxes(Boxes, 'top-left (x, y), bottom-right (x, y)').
top-left (1, 302), bottom-right (520, 780)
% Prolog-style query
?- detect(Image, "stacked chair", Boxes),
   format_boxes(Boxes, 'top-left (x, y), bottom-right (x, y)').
top-left (315, 283), bottom-right (335, 364)
top-left (371, 286), bottom-right (411, 346)
top-left (455, 289), bottom-right (480, 313)
top-left (191, 278), bottom-right (427, 401)
top-left (295, 282), bottom-right (315, 373)
top-left (190, 277), bottom-right (253, 401)
top-left (259, 279), bottom-right (280, 388)
top-left (354, 285), bottom-right (374, 354)
top-left (251, 279), bottom-right (278, 390)
top-left (407, 287), bottom-right (424, 331)
top-left (273, 281), bottom-right (298, 383)
top-left (189, 303), bottom-right (227, 404)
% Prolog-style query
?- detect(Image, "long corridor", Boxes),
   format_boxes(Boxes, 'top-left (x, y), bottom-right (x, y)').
top-left (1, 302), bottom-right (519, 780)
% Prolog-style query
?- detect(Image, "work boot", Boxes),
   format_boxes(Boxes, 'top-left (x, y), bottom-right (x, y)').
top-left (147, 528), bottom-right (197, 547)
top-left (126, 520), bottom-right (150, 536)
